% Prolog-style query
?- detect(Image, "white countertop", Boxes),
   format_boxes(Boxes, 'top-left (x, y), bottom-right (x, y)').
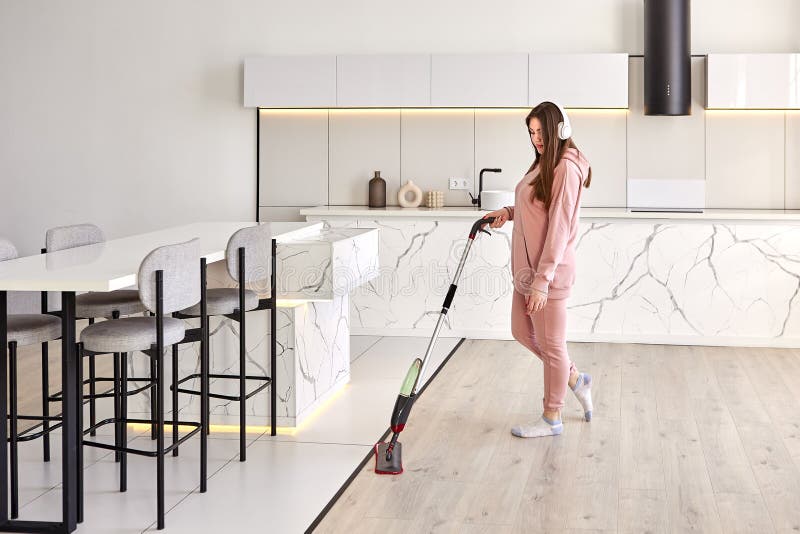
top-left (300, 205), bottom-right (800, 222)
top-left (0, 221), bottom-right (322, 292)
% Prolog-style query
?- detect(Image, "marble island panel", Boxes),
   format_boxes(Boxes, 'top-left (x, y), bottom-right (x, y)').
top-left (304, 208), bottom-right (800, 348)
top-left (126, 224), bottom-right (379, 427)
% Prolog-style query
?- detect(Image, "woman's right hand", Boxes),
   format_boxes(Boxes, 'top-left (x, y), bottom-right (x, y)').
top-left (484, 208), bottom-right (509, 228)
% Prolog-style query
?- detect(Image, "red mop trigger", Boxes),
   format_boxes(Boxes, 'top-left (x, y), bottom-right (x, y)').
top-left (468, 216), bottom-right (495, 239)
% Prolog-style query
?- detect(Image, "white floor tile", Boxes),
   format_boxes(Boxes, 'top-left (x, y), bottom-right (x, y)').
top-left (14, 432), bottom-right (114, 511)
top-left (148, 440), bottom-right (369, 534)
top-left (11, 335), bottom-right (465, 533)
top-left (19, 433), bottom-right (249, 531)
top-left (265, 337), bottom-right (461, 446)
top-left (349, 335), bottom-right (381, 363)
top-left (349, 336), bottom-right (460, 383)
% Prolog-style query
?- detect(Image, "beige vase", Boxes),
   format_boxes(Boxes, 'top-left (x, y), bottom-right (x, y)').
top-left (398, 180), bottom-right (423, 208)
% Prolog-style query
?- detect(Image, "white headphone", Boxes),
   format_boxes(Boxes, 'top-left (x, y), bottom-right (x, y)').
top-left (551, 101), bottom-right (572, 140)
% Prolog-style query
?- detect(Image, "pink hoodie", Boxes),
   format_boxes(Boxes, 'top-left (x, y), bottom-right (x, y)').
top-left (506, 147), bottom-right (590, 299)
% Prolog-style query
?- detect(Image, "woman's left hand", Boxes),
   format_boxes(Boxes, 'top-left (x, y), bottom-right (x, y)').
top-left (526, 291), bottom-right (548, 314)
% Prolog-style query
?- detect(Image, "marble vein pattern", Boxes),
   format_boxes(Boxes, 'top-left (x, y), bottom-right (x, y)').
top-left (277, 228), bottom-right (379, 300)
top-left (121, 226), bottom-right (376, 426)
top-left (310, 217), bottom-right (800, 345)
top-left (125, 294), bottom-right (351, 427)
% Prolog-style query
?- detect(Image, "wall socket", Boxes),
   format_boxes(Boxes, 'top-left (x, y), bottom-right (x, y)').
top-left (449, 177), bottom-right (470, 190)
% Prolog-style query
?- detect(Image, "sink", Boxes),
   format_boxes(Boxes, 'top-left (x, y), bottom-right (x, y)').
top-left (481, 190), bottom-right (514, 211)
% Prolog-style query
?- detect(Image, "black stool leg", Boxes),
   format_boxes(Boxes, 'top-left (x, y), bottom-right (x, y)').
top-left (113, 352), bottom-right (121, 463)
top-left (270, 301), bottom-right (277, 437)
top-left (237, 247), bottom-right (247, 460)
top-left (172, 344), bottom-right (179, 457)
top-left (205, 315), bottom-right (211, 437)
top-left (40, 282), bottom-right (51, 462)
top-left (77, 342), bottom-right (84, 524)
top-left (120, 352), bottom-right (128, 493)
top-left (270, 238), bottom-right (277, 437)
top-left (41, 340), bottom-right (50, 462)
top-left (10, 341), bottom-right (19, 519)
top-left (150, 357), bottom-right (157, 441)
top-left (200, 256), bottom-right (208, 493)
top-left (239, 308), bottom-right (246, 462)
top-left (88, 318), bottom-right (96, 437)
top-left (156, 347), bottom-right (165, 529)
top-left (155, 269), bottom-right (166, 530)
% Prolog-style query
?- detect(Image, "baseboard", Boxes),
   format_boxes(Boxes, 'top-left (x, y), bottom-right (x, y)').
top-left (352, 328), bottom-right (800, 348)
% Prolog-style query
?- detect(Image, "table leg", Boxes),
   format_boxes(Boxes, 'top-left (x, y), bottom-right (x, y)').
top-left (61, 292), bottom-right (78, 531)
top-left (0, 290), bottom-right (76, 534)
top-left (0, 291), bottom-right (9, 523)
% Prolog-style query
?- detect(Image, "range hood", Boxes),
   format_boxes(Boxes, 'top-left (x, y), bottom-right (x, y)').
top-left (644, 0), bottom-right (691, 115)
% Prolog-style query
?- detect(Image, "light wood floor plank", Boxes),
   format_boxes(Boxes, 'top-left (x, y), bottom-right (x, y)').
top-left (659, 418), bottom-right (723, 534)
top-left (653, 345), bottom-right (693, 421)
top-left (618, 488), bottom-right (667, 534)
top-left (314, 340), bottom-right (800, 534)
top-left (714, 492), bottom-right (775, 534)
top-left (619, 391), bottom-right (664, 491)
top-left (704, 346), bottom-right (771, 426)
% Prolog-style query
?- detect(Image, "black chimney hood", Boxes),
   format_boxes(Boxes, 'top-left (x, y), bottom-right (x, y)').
top-left (644, 0), bottom-right (691, 115)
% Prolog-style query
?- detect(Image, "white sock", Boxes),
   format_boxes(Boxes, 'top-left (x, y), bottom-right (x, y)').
top-left (571, 372), bottom-right (593, 422)
top-left (511, 416), bottom-right (563, 438)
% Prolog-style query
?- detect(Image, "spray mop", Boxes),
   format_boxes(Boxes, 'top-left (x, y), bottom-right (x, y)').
top-left (374, 216), bottom-right (496, 475)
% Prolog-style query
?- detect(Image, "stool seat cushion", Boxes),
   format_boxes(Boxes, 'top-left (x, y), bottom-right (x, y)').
top-left (180, 288), bottom-right (259, 317)
top-left (7, 314), bottom-right (62, 346)
top-left (76, 290), bottom-right (146, 319)
top-left (80, 316), bottom-right (185, 353)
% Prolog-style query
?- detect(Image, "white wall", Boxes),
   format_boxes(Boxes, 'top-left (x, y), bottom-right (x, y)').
top-left (0, 1), bottom-right (259, 257)
top-left (2, 0), bottom-right (799, 252)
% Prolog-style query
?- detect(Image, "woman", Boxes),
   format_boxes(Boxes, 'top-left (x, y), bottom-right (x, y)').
top-left (484, 101), bottom-right (593, 438)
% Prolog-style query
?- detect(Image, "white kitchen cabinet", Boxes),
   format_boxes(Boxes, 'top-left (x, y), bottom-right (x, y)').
top-left (706, 53), bottom-right (800, 109)
top-left (336, 54), bottom-right (430, 107)
top-left (529, 53), bottom-right (629, 108)
top-left (430, 54), bottom-right (528, 107)
top-left (244, 55), bottom-right (336, 108)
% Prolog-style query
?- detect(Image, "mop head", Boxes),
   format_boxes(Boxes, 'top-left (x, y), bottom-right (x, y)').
top-left (374, 442), bottom-right (403, 475)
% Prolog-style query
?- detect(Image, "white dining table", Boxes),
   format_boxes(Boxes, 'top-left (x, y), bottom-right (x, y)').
top-left (0, 221), bottom-right (321, 532)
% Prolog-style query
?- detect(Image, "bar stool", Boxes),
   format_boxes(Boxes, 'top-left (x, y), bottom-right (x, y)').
top-left (44, 223), bottom-right (149, 462)
top-left (174, 224), bottom-right (277, 461)
top-left (1, 239), bottom-right (64, 519)
top-left (78, 238), bottom-right (208, 530)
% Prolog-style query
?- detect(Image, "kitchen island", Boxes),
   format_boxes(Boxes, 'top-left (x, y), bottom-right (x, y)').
top-left (122, 222), bottom-right (380, 428)
top-left (303, 206), bottom-right (800, 348)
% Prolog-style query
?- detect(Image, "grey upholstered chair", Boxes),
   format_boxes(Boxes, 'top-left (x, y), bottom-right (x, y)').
top-left (175, 224), bottom-right (277, 461)
top-left (78, 238), bottom-right (206, 531)
top-left (46, 224), bottom-right (145, 319)
top-left (0, 238), bottom-right (63, 519)
top-left (44, 223), bottom-right (148, 451)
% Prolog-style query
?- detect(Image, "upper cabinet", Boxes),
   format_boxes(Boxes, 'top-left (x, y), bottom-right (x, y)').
top-left (337, 55), bottom-right (430, 107)
top-left (244, 53), bottom-right (630, 109)
top-left (706, 53), bottom-right (800, 109)
top-left (431, 54), bottom-right (529, 107)
top-left (244, 56), bottom-right (336, 108)
top-left (529, 53), bottom-right (629, 108)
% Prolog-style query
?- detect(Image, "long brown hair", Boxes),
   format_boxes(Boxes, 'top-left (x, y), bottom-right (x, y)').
top-left (525, 102), bottom-right (592, 208)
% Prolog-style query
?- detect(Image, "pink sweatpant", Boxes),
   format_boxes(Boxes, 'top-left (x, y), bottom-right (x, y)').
top-left (511, 290), bottom-right (577, 412)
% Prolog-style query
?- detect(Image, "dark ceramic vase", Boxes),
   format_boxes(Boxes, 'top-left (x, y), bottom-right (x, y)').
top-left (368, 170), bottom-right (386, 208)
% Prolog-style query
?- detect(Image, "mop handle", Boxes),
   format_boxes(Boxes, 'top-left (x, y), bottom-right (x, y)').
top-left (412, 216), bottom-right (495, 394)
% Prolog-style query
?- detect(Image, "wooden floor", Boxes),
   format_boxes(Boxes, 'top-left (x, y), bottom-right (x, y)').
top-left (315, 339), bottom-right (800, 534)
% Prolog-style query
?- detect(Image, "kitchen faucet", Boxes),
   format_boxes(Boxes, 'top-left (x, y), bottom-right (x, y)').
top-left (469, 168), bottom-right (502, 209)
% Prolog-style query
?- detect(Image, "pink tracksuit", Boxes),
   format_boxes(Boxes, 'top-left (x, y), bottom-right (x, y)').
top-left (505, 148), bottom-right (590, 412)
